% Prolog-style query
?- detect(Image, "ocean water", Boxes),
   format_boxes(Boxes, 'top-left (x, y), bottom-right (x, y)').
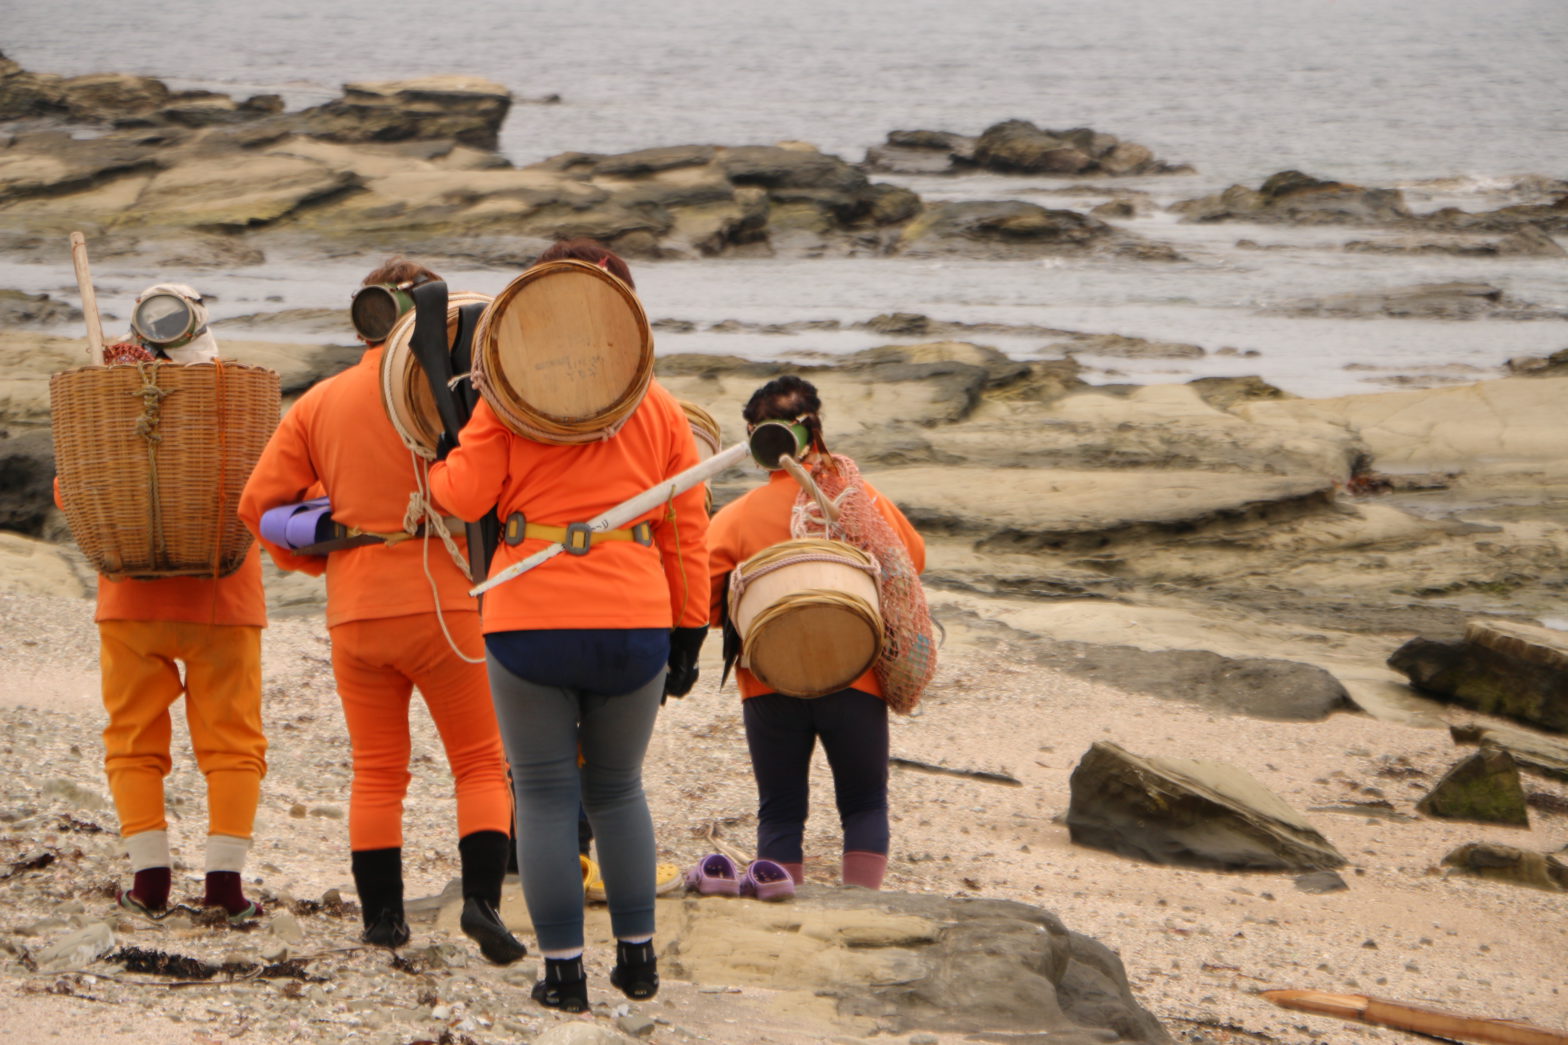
top-left (5, 0), bottom-right (1566, 397)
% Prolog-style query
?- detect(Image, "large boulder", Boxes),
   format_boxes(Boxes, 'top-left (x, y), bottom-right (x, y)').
top-left (1171, 169), bottom-right (1412, 225)
top-left (1450, 722), bottom-right (1568, 781)
top-left (1067, 741), bottom-right (1347, 871)
top-left (1389, 620), bottom-right (1568, 733)
top-left (0, 429), bottom-right (55, 536)
top-left (294, 76), bottom-right (512, 150)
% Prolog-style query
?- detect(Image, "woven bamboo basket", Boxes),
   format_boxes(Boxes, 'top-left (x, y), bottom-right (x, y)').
top-left (728, 538), bottom-right (883, 698)
top-left (379, 290), bottom-right (493, 458)
top-left (51, 361), bottom-right (281, 579)
top-left (472, 259), bottom-right (653, 444)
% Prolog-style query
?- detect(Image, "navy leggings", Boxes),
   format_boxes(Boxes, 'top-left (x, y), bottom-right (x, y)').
top-left (742, 688), bottom-right (889, 863)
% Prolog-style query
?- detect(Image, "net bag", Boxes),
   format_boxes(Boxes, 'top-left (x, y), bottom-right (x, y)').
top-left (51, 360), bottom-right (281, 579)
top-left (789, 454), bottom-right (937, 714)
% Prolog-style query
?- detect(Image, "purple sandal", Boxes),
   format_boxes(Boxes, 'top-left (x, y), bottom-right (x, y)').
top-left (684, 853), bottom-right (740, 896)
top-left (740, 859), bottom-right (796, 902)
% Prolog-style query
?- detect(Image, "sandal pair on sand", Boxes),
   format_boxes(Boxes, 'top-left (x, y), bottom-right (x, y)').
top-left (580, 854), bottom-right (684, 903)
top-left (684, 853), bottom-right (795, 901)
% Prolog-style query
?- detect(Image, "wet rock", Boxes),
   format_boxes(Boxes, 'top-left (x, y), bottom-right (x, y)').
top-left (1343, 224), bottom-right (1567, 258)
top-left (0, 429), bottom-right (55, 536)
top-left (1066, 741), bottom-right (1347, 871)
top-left (0, 289), bottom-right (80, 327)
top-left (1272, 281), bottom-right (1564, 321)
top-left (668, 885), bottom-right (1170, 1043)
top-left (32, 921), bottom-right (114, 971)
top-left (1171, 169), bottom-right (1412, 225)
top-left (1424, 194), bottom-right (1568, 235)
top-left (868, 121), bottom-right (1187, 178)
top-left (295, 76), bottom-right (512, 150)
top-left (1389, 620), bottom-right (1568, 733)
top-left (1506, 346), bottom-right (1568, 378)
top-left (1416, 748), bottom-right (1529, 826)
top-left (1442, 842), bottom-right (1568, 892)
top-left (269, 911), bottom-right (306, 944)
top-left (895, 200), bottom-right (1120, 258)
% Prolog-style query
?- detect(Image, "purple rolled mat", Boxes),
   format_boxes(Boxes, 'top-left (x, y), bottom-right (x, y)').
top-left (259, 497), bottom-right (334, 551)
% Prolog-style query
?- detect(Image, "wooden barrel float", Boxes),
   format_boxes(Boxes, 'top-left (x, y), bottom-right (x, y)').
top-left (678, 399), bottom-right (722, 511)
top-left (473, 259), bottom-right (653, 444)
top-left (51, 361), bottom-right (281, 579)
top-left (379, 290), bottom-right (493, 458)
top-left (728, 538), bottom-right (883, 698)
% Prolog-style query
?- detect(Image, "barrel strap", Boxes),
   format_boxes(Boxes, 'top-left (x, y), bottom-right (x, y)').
top-left (334, 516), bottom-right (465, 547)
top-left (502, 512), bottom-right (653, 553)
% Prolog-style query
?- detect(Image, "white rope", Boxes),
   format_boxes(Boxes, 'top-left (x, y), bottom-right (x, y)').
top-left (406, 450), bottom-right (485, 665)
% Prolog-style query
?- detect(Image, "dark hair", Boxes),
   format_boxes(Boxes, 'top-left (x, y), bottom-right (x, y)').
top-left (535, 238), bottom-right (635, 289)
top-left (361, 255), bottom-right (441, 287)
top-left (743, 375), bottom-right (831, 461)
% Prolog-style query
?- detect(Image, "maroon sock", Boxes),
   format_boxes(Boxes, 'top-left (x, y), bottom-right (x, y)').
top-left (130, 867), bottom-right (171, 910)
top-left (777, 862), bottom-right (805, 885)
top-left (841, 851), bottom-right (887, 890)
top-left (203, 871), bottom-right (255, 916)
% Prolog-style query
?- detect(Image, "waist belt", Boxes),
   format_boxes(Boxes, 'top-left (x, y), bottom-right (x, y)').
top-left (503, 512), bottom-right (653, 556)
top-left (294, 517), bottom-right (466, 555)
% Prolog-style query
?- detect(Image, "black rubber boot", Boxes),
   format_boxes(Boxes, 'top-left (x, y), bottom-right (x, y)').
top-left (458, 830), bottom-right (527, 964)
top-left (532, 955), bottom-right (589, 1012)
top-left (609, 938), bottom-right (659, 1000)
top-left (351, 847), bottom-right (409, 948)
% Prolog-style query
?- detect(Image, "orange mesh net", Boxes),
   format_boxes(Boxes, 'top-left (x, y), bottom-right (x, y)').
top-left (789, 454), bottom-right (936, 714)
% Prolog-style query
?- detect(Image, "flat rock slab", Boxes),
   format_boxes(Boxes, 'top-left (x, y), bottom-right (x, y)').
top-left (1067, 741), bottom-right (1346, 871)
top-left (1451, 722), bottom-right (1568, 781)
top-left (429, 882), bottom-right (1168, 1043)
top-left (1442, 842), bottom-right (1568, 892)
top-left (870, 467), bottom-right (1334, 541)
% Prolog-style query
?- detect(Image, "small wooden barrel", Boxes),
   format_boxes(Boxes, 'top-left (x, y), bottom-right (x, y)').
top-left (51, 361), bottom-right (281, 579)
top-left (679, 399), bottom-right (722, 511)
top-left (473, 259), bottom-right (653, 444)
top-left (379, 291), bottom-right (493, 458)
top-left (728, 538), bottom-right (883, 698)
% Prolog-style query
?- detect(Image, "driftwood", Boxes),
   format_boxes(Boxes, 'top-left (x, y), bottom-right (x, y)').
top-left (890, 757), bottom-right (1022, 787)
top-left (1261, 989), bottom-right (1568, 1045)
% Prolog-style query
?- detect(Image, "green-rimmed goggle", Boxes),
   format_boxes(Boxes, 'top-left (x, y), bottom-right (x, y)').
top-left (349, 281), bottom-right (418, 342)
top-left (748, 416), bottom-right (812, 469)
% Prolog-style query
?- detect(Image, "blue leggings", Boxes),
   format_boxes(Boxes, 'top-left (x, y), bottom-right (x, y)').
top-left (487, 656), bottom-right (662, 951)
top-left (743, 688), bottom-right (889, 863)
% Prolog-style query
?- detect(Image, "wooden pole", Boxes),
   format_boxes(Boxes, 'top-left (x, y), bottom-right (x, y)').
top-left (1261, 989), bottom-right (1568, 1045)
top-left (470, 441), bottom-right (751, 596)
top-left (69, 231), bottom-right (106, 363)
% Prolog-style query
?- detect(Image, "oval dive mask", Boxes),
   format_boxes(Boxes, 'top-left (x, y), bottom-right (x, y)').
top-left (131, 292), bottom-right (202, 348)
top-left (748, 418), bottom-right (811, 469)
top-left (350, 282), bottom-right (417, 342)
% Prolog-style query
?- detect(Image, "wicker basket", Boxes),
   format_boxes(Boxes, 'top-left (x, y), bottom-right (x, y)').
top-left (51, 361), bottom-right (281, 579)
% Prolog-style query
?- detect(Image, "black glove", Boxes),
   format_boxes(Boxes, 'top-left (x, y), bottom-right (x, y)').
top-left (663, 626), bottom-right (708, 701)
top-left (435, 430), bottom-right (457, 461)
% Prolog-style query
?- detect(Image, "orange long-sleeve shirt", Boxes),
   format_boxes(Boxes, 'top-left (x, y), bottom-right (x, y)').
top-left (427, 381), bottom-right (709, 633)
top-left (54, 477), bottom-right (266, 627)
top-left (707, 467), bottom-right (925, 700)
top-left (238, 346), bottom-right (475, 628)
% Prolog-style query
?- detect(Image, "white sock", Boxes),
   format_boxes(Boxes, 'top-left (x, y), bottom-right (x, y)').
top-left (542, 948), bottom-right (583, 960)
top-left (124, 829), bottom-right (170, 872)
top-left (205, 834), bottom-right (252, 874)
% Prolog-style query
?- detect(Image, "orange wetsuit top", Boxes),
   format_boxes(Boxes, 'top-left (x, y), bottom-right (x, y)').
top-left (427, 381), bottom-right (709, 633)
top-left (54, 477), bottom-right (266, 627)
top-left (237, 346), bottom-right (474, 628)
top-left (706, 466), bottom-right (925, 700)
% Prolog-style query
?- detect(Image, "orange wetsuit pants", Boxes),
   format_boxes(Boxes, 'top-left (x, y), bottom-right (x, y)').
top-left (98, 620), bottom-right (267, 839)
top-left (328, 611), bottom-right (510, 850)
